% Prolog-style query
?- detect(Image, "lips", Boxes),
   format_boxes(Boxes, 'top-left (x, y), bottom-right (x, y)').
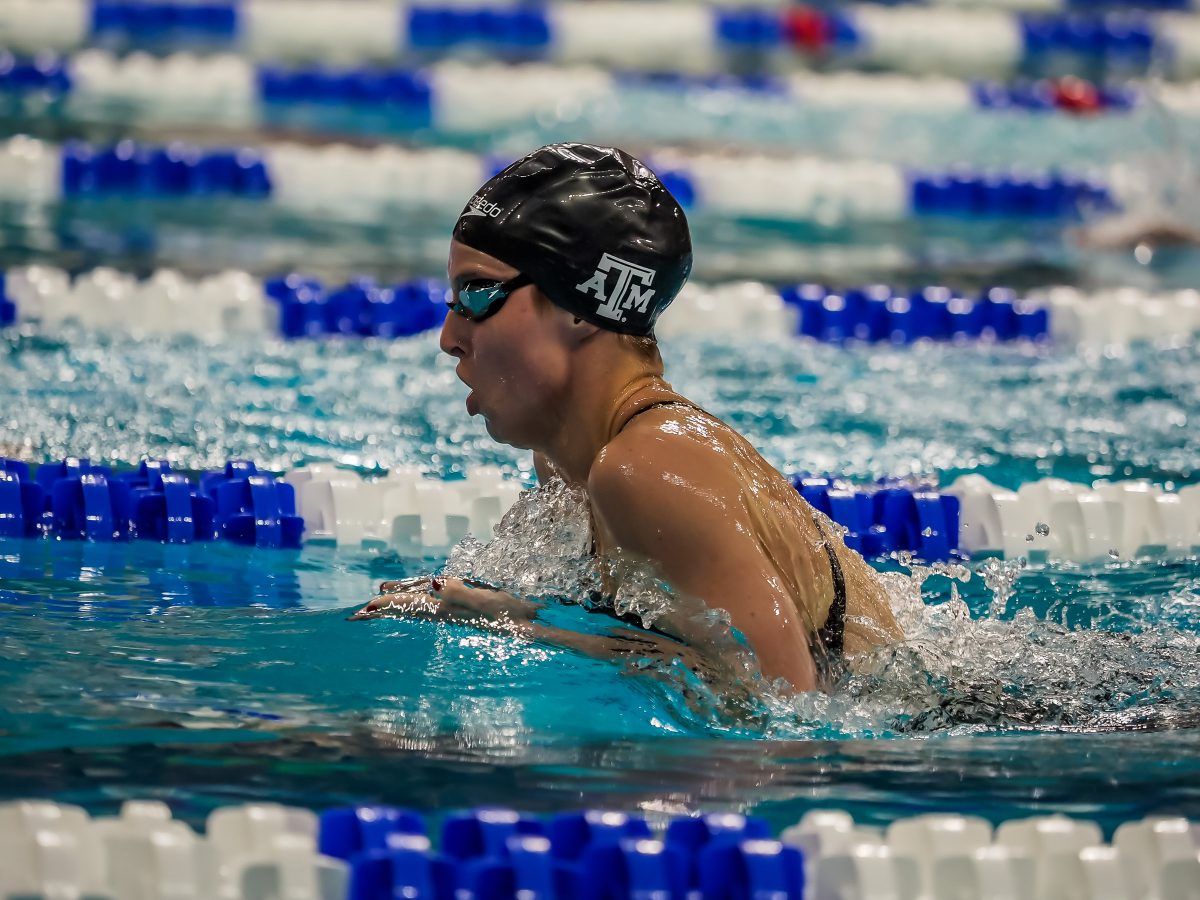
top-left (457, 368), bottom-right (479, 416)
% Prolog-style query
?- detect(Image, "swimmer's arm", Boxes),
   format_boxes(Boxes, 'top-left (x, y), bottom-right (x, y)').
top-left (356, 577), bottom-right (543, 622)
top-left (588, 437), bottom-right (820, 693)
top-left (354, 580), bottom-right (694, 662)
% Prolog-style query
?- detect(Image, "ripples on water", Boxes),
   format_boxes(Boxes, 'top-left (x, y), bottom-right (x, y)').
top-left (3, 324), bottom-right (1197, 484)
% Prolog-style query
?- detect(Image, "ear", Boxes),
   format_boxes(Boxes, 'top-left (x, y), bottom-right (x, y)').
top-left (545, 297), bottom-right (599, 345)
top-left (564, 313), bottom-right (601, 346)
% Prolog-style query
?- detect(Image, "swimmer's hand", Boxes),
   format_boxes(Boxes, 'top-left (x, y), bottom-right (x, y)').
top-left (350, 576), bottom-right (543, 626)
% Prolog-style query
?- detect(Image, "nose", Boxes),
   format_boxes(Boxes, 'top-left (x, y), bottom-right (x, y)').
top-left (439, 307), bottom-right (468, 359)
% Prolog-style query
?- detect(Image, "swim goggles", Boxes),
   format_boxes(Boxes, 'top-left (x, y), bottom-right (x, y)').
top-left (448, 273), bottom-right (533, 322)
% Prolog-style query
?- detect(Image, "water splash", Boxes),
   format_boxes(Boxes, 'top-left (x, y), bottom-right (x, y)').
top-left (441, 480), bottom-right (774, 730)
top-left (977, 555), bottom-right (1027, 618)
top-left (797, 553), bottom-right (1200, 737)
top-left (443, 479), bottom-right (601, 600)
top-left (444, 479), bottom-right (743, 636)
top-left (434, 481), bottom-right (1200, 739)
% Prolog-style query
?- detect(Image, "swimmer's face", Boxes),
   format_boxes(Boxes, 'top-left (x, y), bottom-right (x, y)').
top-left (441, 240), bottom-right (577, 450)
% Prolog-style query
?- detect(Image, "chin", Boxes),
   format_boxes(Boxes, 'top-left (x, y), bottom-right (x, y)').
top-left (483, 416), bottom-right (539, 451)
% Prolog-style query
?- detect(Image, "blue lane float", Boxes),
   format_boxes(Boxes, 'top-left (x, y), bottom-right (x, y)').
top-left (0, 51), bottom-right (73, 95)
top-left (0, 273), bottom-right (15, 327)
top-left (61, 141), bottom-right (272, 198)
top-left (1020, 12), bottom-right (1159, 60)
top-left (124, 461), bottom-right (217, 543)
top-left (41, 460), bottom-right (134, 542)
top-left (319, 807), bottom-right (428, 861)
top-left (653, 168), bottom-right (698, 210)
top-left (665, 813), bottom-right (772, 855)
top-left (407, 5), bottom-right (551, 52)
top-left (321, 806), bottom-right (803, 900)
top-left (3, 457), bottom-right (303, 548)
top-left (0, 460), bottom-right (47, 539)
top-left (6, 799), bottom-right (1195, 899)
top-left (90, 0), bottom-right (240, 47)
top-left (201, 460), bottom-right (304, 549)
top-left (0, 2), bottom-right (1188, 85)
top-left (971, 77), bottom-right (1140, 112)
top-left (715, 8), bottom-right (787, 50)
top-left (547, 811), bottom-right (653, 861)
top-left (908, 170), bottom-right (1115, 218)
top-left (441, 811), bottom-right (548, 862)
top-left (780, 284), bottom-right (1050, 344)
top-left (793, 476), bottom-right (962, 562)
top-left (265, 275), bottom-right (448, 339)
top-left (256, 65), bottom-right (434, 126)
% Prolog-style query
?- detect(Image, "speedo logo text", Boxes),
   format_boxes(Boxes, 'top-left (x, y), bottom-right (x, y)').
top-left (464, 197), bottom-right (504, 218)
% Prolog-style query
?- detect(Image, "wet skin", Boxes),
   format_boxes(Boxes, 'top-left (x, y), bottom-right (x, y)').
top-left (357, 241), bottom-right (902, 693)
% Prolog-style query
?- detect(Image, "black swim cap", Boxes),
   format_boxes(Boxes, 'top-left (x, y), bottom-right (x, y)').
top-left (452, 143), bottom-right (692, 337)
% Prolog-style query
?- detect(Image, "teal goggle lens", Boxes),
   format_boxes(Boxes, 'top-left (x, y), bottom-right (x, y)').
top-left (449, 274), bottom-right (533, 322)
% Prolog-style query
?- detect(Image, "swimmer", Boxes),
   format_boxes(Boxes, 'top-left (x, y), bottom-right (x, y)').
top-left (355, 143), bottom-right (901, 692)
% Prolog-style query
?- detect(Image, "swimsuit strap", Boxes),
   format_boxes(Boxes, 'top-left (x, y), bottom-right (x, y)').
top-left (617, 399), bottom-right (697, 433)
top-left (812, 516), bottom-right (847, 657)
top-left (610, 384), bottom-right (702, 438)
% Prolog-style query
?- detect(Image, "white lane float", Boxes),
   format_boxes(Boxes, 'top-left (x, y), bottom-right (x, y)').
top-left (946, 474), bottom-right (1200, 562)
top-left (6, 800), bottom-right (1196, 900)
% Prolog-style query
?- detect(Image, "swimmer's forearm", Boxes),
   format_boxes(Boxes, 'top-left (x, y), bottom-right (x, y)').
top-left (521, 621), bottom-right (689, 663)
top-left (358, 583), bottom-right (689, 663)
top-left (520, 622), bottom-right (610, 657)
top-left (355, 579), bottom-right (541, 624)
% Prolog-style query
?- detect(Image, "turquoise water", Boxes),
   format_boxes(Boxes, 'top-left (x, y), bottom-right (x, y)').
top-left (4, 45), bottom-right (1200, 831)
top-left (1, 325), bottom-right (1198, 829)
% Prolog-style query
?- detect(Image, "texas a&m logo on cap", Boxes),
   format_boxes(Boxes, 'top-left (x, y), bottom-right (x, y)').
top-left (574, 253), bottom-right (656, 324)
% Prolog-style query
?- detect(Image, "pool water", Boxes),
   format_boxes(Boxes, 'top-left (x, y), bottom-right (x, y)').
top-left (2, 324), bottom-right (1198, 830)
top-left (3, 15), bottom-right (1200, 837)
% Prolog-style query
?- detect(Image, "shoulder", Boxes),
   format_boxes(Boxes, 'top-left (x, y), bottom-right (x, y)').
top-left (588, 409), bottom-right (743, 546)
top-left (590, 410), bottom-right (725, 495)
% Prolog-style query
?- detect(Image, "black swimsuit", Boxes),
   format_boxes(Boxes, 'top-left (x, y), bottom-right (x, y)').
top-left (588, 399), bottom-right (848, 660)
top-left (812, 518), bottom-right (847, 658)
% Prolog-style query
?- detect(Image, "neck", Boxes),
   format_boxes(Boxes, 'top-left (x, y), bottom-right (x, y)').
top-left (538, 339), bottom-right (669, 486)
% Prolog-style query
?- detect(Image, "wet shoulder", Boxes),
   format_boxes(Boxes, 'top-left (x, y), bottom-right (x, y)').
top-left (589, 405), bottom-right (744, 509)
top-left (588, 406), bottom-right (756, 561)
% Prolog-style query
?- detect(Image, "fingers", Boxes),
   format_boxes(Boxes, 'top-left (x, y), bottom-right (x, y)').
top-left (357, 574), bottom-right (453, 625)
top-left (378, 576), bottom-right (433, 595)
